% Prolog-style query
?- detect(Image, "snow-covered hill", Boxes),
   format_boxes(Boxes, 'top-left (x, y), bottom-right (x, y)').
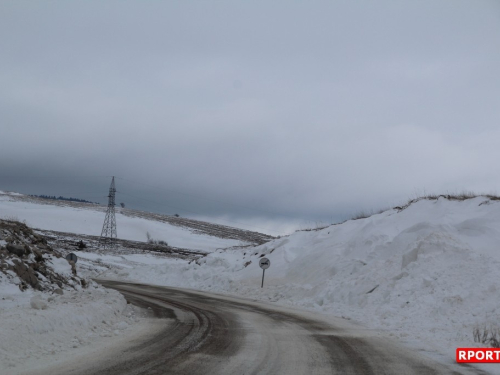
top-left (2, 191), bottom-right (500, 373)
top-left (97, 195), bottom-right (500, 371)
top-left (0, 191), bottom-right (272, 252)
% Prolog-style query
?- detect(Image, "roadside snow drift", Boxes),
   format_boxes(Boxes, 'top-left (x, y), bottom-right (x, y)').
top-left (100, 196), bottom-right (500, 367)
top-left (0, 218), bottom-right (150, 374)
top-left (0, 285), bottom-right (148, 373)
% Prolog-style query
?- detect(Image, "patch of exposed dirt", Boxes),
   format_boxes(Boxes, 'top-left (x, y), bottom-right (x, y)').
top-left (0, 219), bottom-right (89, 292)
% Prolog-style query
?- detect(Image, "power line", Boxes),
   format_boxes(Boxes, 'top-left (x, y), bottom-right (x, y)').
top-left (3, 173), bottom-right (288, 218)
top-left (8, 181), bottom-right (283, 233)
top-left (115, 176), bottom-right (287, 218)
top-left (100, 177), bottom-right (117, 248)
top-left (117, 190), bottom-right (280, 235)
top-left (2, 174), bottom-right (290, 235)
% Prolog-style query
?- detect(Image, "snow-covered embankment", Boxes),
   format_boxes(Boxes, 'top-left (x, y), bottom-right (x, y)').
top-left (0, 219), bottom-right (151, 374)
top-left (99, 196), bottom-right (500, 368)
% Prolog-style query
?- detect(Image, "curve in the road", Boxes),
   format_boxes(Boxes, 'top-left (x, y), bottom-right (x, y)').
top-left (43, 281), bottom-right (485, 375)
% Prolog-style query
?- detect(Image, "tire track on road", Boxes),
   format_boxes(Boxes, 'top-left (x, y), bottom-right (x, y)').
top-left (34, 281), bottom-right (486, 375)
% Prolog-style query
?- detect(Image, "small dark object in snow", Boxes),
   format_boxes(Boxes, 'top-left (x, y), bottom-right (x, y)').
top-left (366, 285), bottom-right (379, 294)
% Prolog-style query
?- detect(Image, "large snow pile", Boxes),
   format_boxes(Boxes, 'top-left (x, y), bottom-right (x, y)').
top-left (0, 219), bottom-right (150, 374)
top-left (0, 285), bottom-right (148, 373)
top-left (99, 196), bottom-right (500, 367)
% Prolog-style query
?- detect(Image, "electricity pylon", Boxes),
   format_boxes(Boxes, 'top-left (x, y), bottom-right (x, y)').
top-left (100, 176), bottom-right (117, 248)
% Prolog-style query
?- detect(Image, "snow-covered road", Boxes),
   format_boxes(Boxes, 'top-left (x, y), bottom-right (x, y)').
top-left (28, 281), bottom-right (484, 375)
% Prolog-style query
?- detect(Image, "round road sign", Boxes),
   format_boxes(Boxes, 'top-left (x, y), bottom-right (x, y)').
top-left (66, 253), bottom-right (78, 263)
top-left (259, 257), bottom-right (270, 269)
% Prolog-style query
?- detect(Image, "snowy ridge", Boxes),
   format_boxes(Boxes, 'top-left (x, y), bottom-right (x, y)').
top-left (98, 196), bottom-right (500, 371)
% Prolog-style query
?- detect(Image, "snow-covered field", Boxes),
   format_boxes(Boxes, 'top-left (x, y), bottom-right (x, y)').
top-left (0, 192), bottom-right (243, 251)
top-left (2, 191), bottom-right (500, 373)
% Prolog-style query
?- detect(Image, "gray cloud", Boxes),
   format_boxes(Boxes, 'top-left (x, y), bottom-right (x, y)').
top-left (1, 1), bottom-right (500, 235)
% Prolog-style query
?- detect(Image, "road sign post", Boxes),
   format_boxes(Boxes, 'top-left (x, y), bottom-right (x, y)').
top-left (259, 257), bottom-right (270, 288)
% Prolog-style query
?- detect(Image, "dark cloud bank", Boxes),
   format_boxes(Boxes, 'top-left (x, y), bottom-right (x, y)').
top-left (1, 1), bottom-right (499, 235)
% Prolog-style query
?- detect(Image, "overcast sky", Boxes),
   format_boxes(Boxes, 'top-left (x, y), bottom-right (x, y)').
top-left (1, 1), bottom-right (499, 235)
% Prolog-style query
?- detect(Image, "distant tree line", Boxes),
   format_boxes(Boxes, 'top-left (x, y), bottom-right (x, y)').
top-left (31, 194), bottom-right (98, 204)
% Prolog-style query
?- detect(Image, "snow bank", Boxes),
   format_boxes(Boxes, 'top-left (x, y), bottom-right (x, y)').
top-left (98, 196), bottom-right (500, 369)
top-left (0, 281), bottom-right (150, 374)
top-left (0, 218), bottom-right (151, 374)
